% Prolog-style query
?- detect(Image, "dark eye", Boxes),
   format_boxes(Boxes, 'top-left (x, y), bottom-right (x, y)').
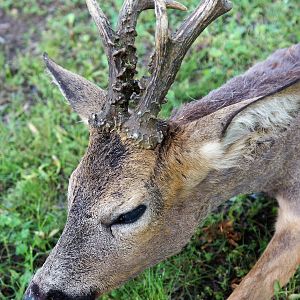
top-left (111, 205), bottom-right (147, 225)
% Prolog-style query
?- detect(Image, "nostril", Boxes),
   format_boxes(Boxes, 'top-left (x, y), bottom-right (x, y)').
top-left (46, 290), bottom-right (66, 300)
top-left (24, 282), bottom-right (46, 300)
top-left (46, 290), bottom-right (97, 300)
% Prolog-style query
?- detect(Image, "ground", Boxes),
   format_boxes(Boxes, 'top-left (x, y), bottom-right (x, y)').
top-left (0, 0), bottom-right (300, 299)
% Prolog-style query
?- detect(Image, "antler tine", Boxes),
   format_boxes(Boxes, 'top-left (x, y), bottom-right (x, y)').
top-left (117, 0), bottom-right (187, 34)
top-left (116, 0), bottom-right (136, 36)
top-left (138, 0), bottom-right (187, 12)
top-left (132, 0), bottom-right (170, 117)
top-left (134, 0), bottom-right (170, 114)
top-left (154, 0), bottom-right (169, 63)
top-left (85, 0), bottom-right (115, 56)
top-left (173, 0), bottom-right (232, 50)
top-left (135, 0), bottom-right (170, 117)
top-left (113, 0), bottom-right (140, 110)
top-left (124, 0), bottom-right (171, 148)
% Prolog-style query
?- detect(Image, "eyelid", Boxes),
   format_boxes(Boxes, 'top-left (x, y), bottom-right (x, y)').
top-left (110, 204), bottom-right (147, 226)
top-left (109, 194), bottom-right (148, 220)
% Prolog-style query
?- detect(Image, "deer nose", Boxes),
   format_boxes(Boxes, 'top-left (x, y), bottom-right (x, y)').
top-left (24, 282), bottom-right (46, 300)
top-left (24, 282), bottom-right (97, 300)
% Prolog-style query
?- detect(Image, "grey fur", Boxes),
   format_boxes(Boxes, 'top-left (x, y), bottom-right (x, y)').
top-left (172, 43), bottom-right (300, 123)
top-left (44, 53), bottom-right (107, 122)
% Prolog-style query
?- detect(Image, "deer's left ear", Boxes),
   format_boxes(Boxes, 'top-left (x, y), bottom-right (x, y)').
top-left (173, 80), bottom-right (300, 183)
top-left (220, 79), bottom-right (300, 163)
top-left (44, 53), bottom-right (106, 123)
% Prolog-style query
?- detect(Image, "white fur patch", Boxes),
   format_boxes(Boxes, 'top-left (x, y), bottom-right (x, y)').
top-left (200, 141), bottom-right (236, 169)
top-left (223, 92), bottom-right (300, 147)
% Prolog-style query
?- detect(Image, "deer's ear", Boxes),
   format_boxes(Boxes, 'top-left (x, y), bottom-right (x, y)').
top-left (44, 53), bottom-right (106, 123)
top-left (220, 80), bottom-right (300, 158)
top-left (174, 80), bottom-right (300, 183)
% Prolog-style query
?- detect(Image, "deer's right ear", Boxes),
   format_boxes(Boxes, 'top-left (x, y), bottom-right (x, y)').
top-left (44, 53), bottom-right (106, 123)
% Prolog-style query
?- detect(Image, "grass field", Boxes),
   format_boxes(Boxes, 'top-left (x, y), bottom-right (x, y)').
top-left (1, 0), bottom-right (300, 299)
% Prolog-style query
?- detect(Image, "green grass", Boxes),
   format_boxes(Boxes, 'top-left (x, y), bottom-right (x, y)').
top-left (1, 0), bottom-right (300, 299)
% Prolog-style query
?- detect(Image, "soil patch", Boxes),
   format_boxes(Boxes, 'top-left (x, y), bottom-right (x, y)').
top-left (0, 8), bottom-right (46, 121)
top-left (0, 8), bottom-right (45, 61)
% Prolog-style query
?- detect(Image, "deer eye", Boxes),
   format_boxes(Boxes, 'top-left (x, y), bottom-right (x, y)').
top-left (111, 205), bottom-right (147, 225)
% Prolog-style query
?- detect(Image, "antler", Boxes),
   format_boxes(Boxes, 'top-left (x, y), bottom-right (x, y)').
top-left (87, 0), bottom-right (232, 148)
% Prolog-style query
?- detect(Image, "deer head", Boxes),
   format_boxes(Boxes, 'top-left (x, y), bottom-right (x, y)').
top-left (23, 0), bottom-right (300, 299)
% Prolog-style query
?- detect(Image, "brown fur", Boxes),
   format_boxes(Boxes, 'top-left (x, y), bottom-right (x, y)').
top-left (25, 43), bottom-right (300, 300)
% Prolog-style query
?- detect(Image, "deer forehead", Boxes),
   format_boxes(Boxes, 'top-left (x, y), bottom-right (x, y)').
top-left (68, 131), bottom-right (161, 212)
top-left (76, 130), bottom-right (157, 179)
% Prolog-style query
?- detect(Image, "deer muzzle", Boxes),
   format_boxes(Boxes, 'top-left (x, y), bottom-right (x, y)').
top-left (24, 281), bottom-right (96, 300)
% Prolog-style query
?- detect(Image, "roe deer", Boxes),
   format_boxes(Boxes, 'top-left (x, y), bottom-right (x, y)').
top-left (24, 0), bottom-right (300, 299)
